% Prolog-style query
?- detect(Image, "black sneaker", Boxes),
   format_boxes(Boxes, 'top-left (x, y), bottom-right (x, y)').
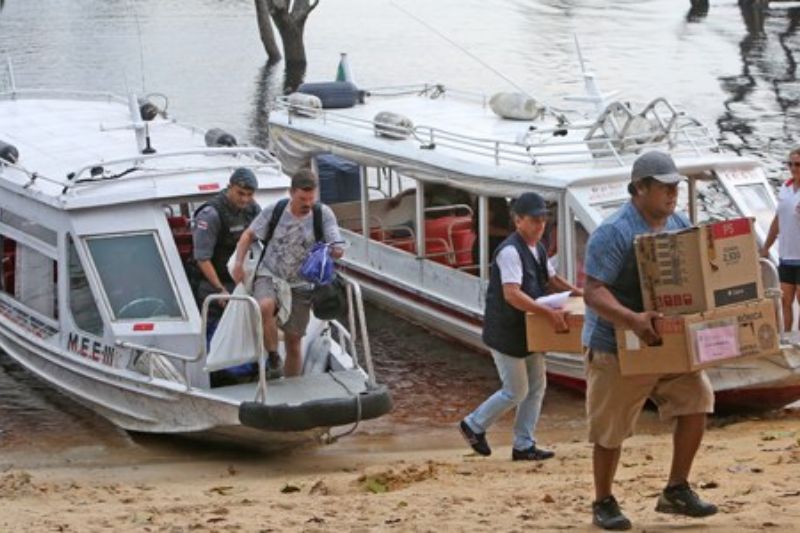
top-left (458, 420), bottom-right (491, 456)
top-left (511, 445), bottom-right (555, 461)
top-left (267, 351), bottom-right (284, 379)
top-left (655, 482), bottom-right (718, 517)
top-left (592, 495), bottom-right (632, 531)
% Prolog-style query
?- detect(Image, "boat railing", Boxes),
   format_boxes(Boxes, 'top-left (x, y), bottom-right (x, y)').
top-left (274, 87), bottom-right (718, 169)
top-left (196, 275), bottom-right (376, 400)
top-left (116, 339), bottom-right (198, 389)
top-left (0, 87), bottom-right (128, 105)
top-left (2, 146), bottom-right (282, 194)
top-left (760, 258), bottom-right (788, 344)
top-left (339, 273), bottom-right (376, 386)
top-left (64, 147), bottom-right (281, 190)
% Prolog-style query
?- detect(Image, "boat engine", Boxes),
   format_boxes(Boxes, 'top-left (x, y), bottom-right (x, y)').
top-left (0, 140), bottom-right (19, 164)
top-left (204, 128), bottom-right (238, 147)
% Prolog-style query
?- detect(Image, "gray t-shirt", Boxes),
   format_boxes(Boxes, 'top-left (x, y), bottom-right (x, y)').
top-left (250, 201), bottom-right (342, 284)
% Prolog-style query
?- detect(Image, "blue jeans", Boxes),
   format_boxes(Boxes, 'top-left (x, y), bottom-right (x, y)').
top-left (465, 350), bottom-right (547, 450)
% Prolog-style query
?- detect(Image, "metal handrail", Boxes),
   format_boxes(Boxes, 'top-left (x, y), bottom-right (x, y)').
top-left (273, 89), bottom-right (718, 170)
top-left (339, 274), bottom-right (376, 386)
top-left (116, 339), bottom-right (199, 389)
top-left (200, 292), bottom-right (269, 401)
top-left (759, 258), bottom-right (787, 344)
top-left (68, 146), bottom-right (280, 183)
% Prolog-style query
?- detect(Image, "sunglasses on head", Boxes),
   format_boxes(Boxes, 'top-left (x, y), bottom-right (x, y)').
top-left (788, 161), bottom-right (800, 168)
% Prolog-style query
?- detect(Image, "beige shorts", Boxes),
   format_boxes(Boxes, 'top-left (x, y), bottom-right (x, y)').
top-left (252, 277), bottom-right (313, 337)
top-left (585, 348), bottom-right (714, 448)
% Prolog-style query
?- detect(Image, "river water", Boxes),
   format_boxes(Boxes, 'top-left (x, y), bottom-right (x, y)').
top-left (1, 0), bottom-right (799, 463)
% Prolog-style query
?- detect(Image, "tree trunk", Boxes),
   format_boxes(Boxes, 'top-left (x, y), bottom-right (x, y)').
top-left (266, 0), bottom-right (319, 91)
top-left (255, 0), bottom-right (282, 63)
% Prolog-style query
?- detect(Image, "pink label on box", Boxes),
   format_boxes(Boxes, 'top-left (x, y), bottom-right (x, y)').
top-left (695, 325), bottom-right (740, 363)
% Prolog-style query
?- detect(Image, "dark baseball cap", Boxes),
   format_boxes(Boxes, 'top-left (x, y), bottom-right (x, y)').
top-left (229, 167), bottom-right (258, 190)
top-left (512, 192), bottom-right (549, 217)
top-left (630, 151), bottom-right (685, 184)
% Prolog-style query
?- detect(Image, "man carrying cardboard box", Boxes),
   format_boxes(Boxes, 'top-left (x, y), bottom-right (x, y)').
top-left (459, 192), bottom-right (582, 461)
top-left (582, 151), bottom-right (718, 530)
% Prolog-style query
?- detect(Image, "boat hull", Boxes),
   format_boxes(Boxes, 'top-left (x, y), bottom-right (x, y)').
top-left (0, 315), bottom-right (387, 448)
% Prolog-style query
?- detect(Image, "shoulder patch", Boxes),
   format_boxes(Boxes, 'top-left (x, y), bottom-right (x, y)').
top-left (196, 219), bottom-right (208, 230)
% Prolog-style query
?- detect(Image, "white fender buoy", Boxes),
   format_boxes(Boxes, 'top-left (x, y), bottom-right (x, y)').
top-left (373, 111), bottom-right (413, 140)
top-left (287, 92), bottom-right (323, 118)
top-left (489, 92), bottom-right (542, 121)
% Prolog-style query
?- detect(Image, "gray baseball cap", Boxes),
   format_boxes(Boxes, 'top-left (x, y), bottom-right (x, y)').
top-left (229, 167), bottom-right (258, 190)
top-left (630, 151), bottom-right (685, 184)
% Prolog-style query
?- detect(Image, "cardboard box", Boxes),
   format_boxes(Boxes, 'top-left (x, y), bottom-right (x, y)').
top-left (635, 217), bottom-right (763, 315)
top-left (526, 297), bottom-right (585, 354)
top-left (616, 298), bottom-right (780, 375)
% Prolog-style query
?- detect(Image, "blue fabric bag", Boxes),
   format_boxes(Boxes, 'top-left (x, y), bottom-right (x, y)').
top-left (300, 242), bottom-right (335, 285)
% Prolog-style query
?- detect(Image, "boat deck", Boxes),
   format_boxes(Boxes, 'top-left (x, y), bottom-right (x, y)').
top-left (210, 369), bottom-right (368, 405)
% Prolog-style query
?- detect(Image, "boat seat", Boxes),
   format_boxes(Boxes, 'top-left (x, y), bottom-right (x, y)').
top-left (451, 228), bottom-right (476, 267)
top-left (425, 237), bottom-right (455, 265)
top-left (424, 215), bottom-right (471, 241)
top-left (166, 215), bottom-right (193, 263)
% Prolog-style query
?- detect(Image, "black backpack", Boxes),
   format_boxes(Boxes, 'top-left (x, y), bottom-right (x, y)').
top-left (255, 198), bottom-right (323, 266)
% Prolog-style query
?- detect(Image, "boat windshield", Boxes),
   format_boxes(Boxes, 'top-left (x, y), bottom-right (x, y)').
top-left (86, 233), bottom-right (183, 321)
top-left (734, 182), bottom-right (774, 235)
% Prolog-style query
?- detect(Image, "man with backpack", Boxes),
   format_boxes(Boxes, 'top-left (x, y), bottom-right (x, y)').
top-left (232, 168), bottom-right (343, 378)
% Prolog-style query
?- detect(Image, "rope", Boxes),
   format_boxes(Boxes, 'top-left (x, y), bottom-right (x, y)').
top-left (323, 370), bottom-right (363, 443)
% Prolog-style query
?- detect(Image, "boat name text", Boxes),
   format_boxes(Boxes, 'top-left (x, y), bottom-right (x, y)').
top-left (66, 332), bottom-right (114, 366)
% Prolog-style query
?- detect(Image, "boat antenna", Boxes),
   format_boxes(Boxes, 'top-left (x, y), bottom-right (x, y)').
top-left (129, 1), bottom-right (147, 92)
top-left (388, 1), bottom-right (532, 98)
top-left (563, 34), bottom-right (619, 114)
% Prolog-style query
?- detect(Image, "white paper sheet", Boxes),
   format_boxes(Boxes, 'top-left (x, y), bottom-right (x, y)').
top-left (535, 290), bottom-right (571, 310)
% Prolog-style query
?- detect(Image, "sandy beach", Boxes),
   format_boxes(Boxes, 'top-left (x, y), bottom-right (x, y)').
top-left (2, 409), bottom-right (799, 532)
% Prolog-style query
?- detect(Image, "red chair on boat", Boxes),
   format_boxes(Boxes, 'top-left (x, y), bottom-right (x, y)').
top-left (167, 216), bottom-right (193, 263)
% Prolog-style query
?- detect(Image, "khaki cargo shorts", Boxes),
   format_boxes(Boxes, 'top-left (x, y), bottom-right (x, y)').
top-left (252, 277), bottom-right (313, 337)
top-left (585, 348), bottom-right (714, 448)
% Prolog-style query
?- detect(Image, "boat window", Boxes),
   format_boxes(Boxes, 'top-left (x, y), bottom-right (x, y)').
top-left (0, 234), bottom-right (16, 297)
top-left (0, 239), bottom-right (58, 319)
top-left (572, 217), bottom-right (590, 288)
top-left (86, 233), bottom-right (183, 321)
top-left (0, 210), bottom-right (57, 246)
top-left (677, 179), bottom-right (740, 224)
top-left (593, 201), bottom-right (626, 219)
top-left (735, 183), bottom-right (774, 235)
top-left (68, 235), bottom-right (103, 336)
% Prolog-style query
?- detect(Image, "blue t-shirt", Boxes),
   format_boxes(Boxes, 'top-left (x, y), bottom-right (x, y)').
top-left (581, 201), bottom-right (690, 353)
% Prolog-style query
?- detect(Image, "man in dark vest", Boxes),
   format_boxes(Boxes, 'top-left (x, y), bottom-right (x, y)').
top-left (192, 167), bottom-right (261, 334)
top-left (459, 192), bottom-right (582, 461)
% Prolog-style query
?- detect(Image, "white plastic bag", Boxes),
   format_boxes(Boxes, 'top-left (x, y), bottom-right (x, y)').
top-left (204, 284), bottom-right (264, 372)
top-left (227, 244), bottom-right (260, 293)
top-left (204, 245), bottom-right (263, 372)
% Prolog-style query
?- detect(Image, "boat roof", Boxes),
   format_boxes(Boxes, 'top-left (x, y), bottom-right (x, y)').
top-left (269, 84), bottom-right (760, 198)
top-left (0, 90), bottom-right (288, 211)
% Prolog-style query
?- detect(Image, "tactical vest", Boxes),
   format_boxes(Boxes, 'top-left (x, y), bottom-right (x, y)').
top-left (194, 191), bottom-right (259, 285)
top-left (481, 232), bottom-right (549, 357)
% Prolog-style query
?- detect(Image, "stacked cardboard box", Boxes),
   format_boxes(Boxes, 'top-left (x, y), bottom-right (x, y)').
top-left (617, 217), bottom-right (780, 375)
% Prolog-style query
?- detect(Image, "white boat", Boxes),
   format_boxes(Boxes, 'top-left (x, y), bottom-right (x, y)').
top-left (0, 63), bottom-right (391, 449)
top-left (267, 65), bottom-right (800, 411)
